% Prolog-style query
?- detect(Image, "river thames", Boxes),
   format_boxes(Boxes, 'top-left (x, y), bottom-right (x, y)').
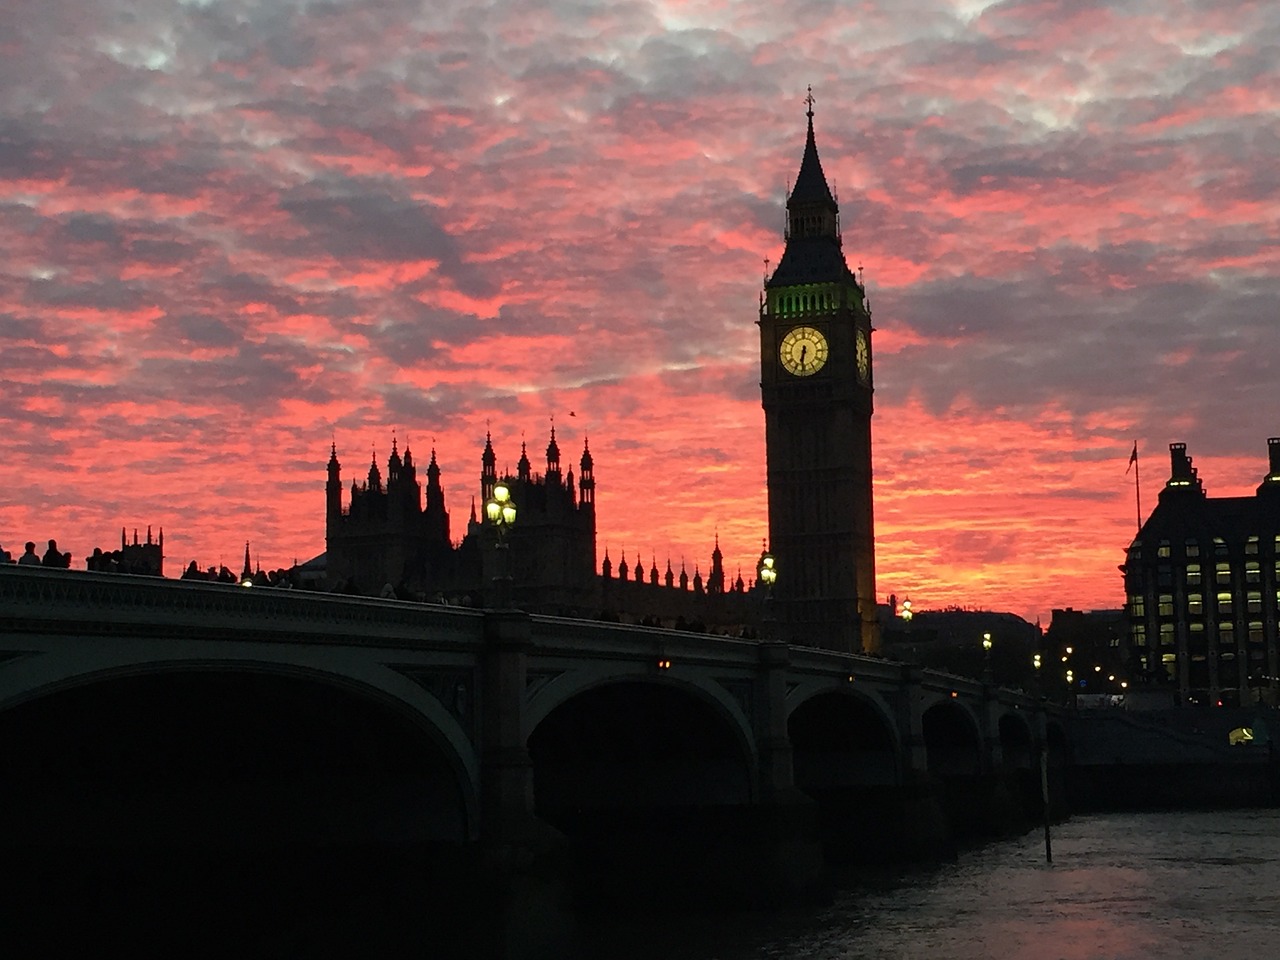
top-left (585, 808), bottom-right (1280, 960)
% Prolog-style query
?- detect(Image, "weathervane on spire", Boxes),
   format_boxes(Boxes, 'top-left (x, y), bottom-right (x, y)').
top-left (805, 86), bottom-right (815, 118)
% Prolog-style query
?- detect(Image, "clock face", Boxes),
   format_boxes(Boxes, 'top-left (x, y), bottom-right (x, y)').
top-left (856, 328), bottom-right (870, 383)
top-left (779, 326), bottom-right (828, 377)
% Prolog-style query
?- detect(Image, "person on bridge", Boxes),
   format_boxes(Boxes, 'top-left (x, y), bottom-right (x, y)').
top-left (0, 543), bottom-right (12, 563)
top-left (42, 539), bottom-right (71, 568)
top-left (18, 542), bottom-right (41, 565)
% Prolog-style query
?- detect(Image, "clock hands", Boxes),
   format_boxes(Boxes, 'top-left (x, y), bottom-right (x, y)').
top-left (799, 344), bottom-right (808, 368)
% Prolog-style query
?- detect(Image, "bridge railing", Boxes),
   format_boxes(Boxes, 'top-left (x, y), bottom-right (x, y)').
top-left (0, 566), bottom-right (484, 646)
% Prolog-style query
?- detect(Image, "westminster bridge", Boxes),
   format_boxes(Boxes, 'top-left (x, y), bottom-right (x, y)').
top-left (0, 566), bottom-right (1068, 956)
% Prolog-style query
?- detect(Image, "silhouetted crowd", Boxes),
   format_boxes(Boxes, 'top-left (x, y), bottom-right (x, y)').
top-left (85, 547), bottom-right (159, 575)
top-left (179, 561), bottom-right (296, 587)
top-left (0, 539), bottom-right (71, 568)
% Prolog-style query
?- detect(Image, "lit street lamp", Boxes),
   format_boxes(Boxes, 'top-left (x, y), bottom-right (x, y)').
top-left (757, 549), bottom-right (777, 637)
top-left (982, 632), bottom-right (993, 684)
top-left (484, 480), bottom-right (517, 607)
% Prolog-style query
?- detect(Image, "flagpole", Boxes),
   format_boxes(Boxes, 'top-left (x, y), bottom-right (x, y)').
top-left (1134, 445), bottom-right (1142, 532)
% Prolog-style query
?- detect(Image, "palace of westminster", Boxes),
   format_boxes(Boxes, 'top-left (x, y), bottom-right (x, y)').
top-left (316, 99), bottom-right (882, 652)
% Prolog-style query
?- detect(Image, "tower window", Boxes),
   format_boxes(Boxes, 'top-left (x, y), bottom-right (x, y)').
top-left (1158, 594), bottom-right (1174, 617)
top-left (1216, 562), bottom-right (1231, 585)
top-left (1219, 622), bottom-right (1235, 647)
top-left (1158, 541), bottom-right (1171, 558)
top-left (1247, 591), bottom-right (1262, 614)
top-left (1185, 539), bottom-right (1200, 557)
top-left (1187, 593), bottom-right (1203, 616)
top-left (1217, 592), bottom-right (1233, 615)
top-left (1186, 564), bottom-right (1202, 585)
top-left (1160, 623), bottom-right (1175, 646)
top-left (1129, 594), bottom-right (1146, 617)
top-left (1246, 562), bottom-right (1261, 584)
top-left (1246, 536), bottom-right (1259, 555)
top-left (1214, 537), bottom-right (1228, 556)
top-left (1248, 622), bottom-right (1264, 644)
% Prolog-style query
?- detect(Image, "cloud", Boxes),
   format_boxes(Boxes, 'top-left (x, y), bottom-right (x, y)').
top-left (1, 0), bottom-right (1278, 622)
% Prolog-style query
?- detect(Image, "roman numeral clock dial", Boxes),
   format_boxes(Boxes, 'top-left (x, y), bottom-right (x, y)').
top-left (779, 325), bottom-right (828, 377)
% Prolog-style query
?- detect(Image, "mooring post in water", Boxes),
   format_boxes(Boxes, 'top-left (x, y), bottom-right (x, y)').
top-left (1040, 737), bottom-right (1052, 863)
top-left (1033, 652), bottom-right (1052, 863)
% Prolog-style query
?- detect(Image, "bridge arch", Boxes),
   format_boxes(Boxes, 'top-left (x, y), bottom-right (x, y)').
top-left (998, 709), bottom-right (1036, 770)
top-left (0, 657), bottom-right (479, 842)
top-left (922, 698), bottom-right (984, 778)
top-left (787, 685), bottom-right (902, 790)
top-left (527, 676), bottom-right (756, 816)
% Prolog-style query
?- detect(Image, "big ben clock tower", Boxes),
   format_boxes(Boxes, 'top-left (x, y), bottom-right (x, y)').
top-left (760, 93), bottom-right (879, 654)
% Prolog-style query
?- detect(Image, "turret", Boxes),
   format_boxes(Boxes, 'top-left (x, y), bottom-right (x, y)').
top-left (1161, 442), bottom-right (1205, 500)
top-left (1258, 437), bottom-right (1280, 496)
top-left (579, 438), bottom-right (595, 506)
top-left (424, 447), bottom-right (450, 543)
top-left (708, 534), bottom-right (725, 595)
top-left (481, 431), bottom-right (497, 502)
top-left (518, 442), bottom-right (532, 482)
top-left (546, 424), bottom-right (562, 484)
top-left (326, 443), bottom-right (342, 519)
top-left (387, 436), bottom-right (402, 485)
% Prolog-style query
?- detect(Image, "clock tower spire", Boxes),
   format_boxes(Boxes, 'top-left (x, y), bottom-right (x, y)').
top-left (759, 92), bottom-right (878, 654)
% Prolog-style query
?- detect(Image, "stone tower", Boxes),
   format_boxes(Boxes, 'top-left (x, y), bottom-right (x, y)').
top-left (759, 94), bottom-right (878, 653)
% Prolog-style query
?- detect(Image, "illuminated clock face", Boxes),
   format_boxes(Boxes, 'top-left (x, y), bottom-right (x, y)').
top-left (779, 326), bottom-right (828, 377)
top-left (856, 328), bottom-right (870, 383)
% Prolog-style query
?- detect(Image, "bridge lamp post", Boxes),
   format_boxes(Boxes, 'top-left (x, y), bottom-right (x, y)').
top-left (757, 550), bottom-right (777, 635)
top-left (484, 480), bottom-right (517, 608)
top-left (982, 633), bottom-right (993, 684)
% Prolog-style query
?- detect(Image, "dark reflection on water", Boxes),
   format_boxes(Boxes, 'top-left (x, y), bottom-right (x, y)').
top-left (585, 809), bottom-right (1280, 960)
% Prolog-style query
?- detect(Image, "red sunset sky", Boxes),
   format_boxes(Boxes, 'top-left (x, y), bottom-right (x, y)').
top-left (2, 0), bottom-right (1278, 624)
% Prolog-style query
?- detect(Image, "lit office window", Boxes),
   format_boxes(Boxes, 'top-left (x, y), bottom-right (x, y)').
top-left (1158, 541), bottom-right (1171, 558)
top-left (1248, 622), bottom-right (1264, 644)
top-left (1158, 594), bottom-right (1174, 617)
top-left (1245, 536), bottom-right (1260, 555)
top-left (1160, 623), bottom-right (1175, 646)
top-left (1186, 564), bottom-right (1202, 586)
top-left (1129, 594), bottom-right (1146, 617)
top-left (1216, 563), bottom-right (1232, 585)
top-left (1217, 592), bottom-right (1233, 615)
top-left (1187, 593), bottom-right (1203, 616)
top-left (1247, 591), bottom-right (1262, 615)
top-left (1246, 562), bottom-right (1261, 584)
